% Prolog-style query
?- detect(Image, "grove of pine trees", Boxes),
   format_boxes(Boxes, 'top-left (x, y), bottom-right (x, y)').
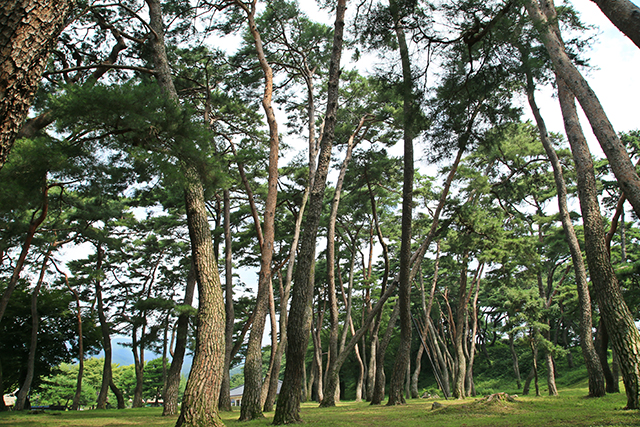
top-left (1, 0), bottom-right (640, 425)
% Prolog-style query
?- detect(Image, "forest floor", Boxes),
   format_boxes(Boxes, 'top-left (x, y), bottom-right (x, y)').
top-left (1, 386), bottom-right (638, 426)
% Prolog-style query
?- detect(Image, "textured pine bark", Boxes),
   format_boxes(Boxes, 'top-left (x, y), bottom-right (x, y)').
top-left (176, 170), bottom-right (225, 427)
top-left (0, 0), bottom-right (74, 169)
top-left (556, 76), bottom-right (640, 410)
top-left (590, 0), bottom-right (640, 49)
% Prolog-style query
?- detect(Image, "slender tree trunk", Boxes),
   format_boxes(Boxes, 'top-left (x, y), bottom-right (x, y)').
top-left (509, 332), bottom-right (522, 389)
top-left (95, 246), bottom-right (111, 410)
top-left (595, 318), bottom-right (618, 393)
top-left (15, 247), bottom-right (51, 410)
top-left (163, 264), bottom-right (196, 416)
top-left (0, 183), bottom-right (50, 323)
top-left (132, 329), bottom-right (144, 408)
top-left (452, 251), bottom-right (470, 399)
top-left (56, 262), bottom-right (84, 410)
top-left (371, 302), bottom-right (401, 405)
top-left (273, 0), bottom-right (346, 422)
top-left (0, 0), bottom-right (74, 169)
top-left (524, 63), bottom-right (605, 397)
top-left (386, 0), bottom-right (415, 407)
top-left (234, 0), bottom-right (280, 420)
top-left (219, 189), bottom-right (234, 412)
top-left (320, 117), bottom-right (367, 407)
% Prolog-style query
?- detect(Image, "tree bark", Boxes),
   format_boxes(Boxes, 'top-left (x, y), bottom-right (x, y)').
top-left (233, 0), bottom-right (280, 419)
top-left (15, 247), bottom-right (51, 410)
top-left (0, 0), bottom-right (74, 169)
top-left (163, 264), bottom-right (197, 416)
top-left (524, 62), bottom-right (605, 397)
top-left (589, 0), bottom-right (640, 49)
top-left (555, 73), bottom-right (640, 409)
top-left (525, 0), bottom-right (640, 219)
top-left (273, 0), bottom-right (346, 422)
top-left (218, 189), bottom-right (234, 412)
top-left (175, 168), bottom-right (226, 427)
top-left (386, 0), bottom-right (415, 406)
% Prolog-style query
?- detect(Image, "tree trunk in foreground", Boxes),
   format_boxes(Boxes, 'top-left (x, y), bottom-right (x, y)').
top-left (176, 168), bottom-right (226, 427)
top-left (525, 0), bottom-right (640, 220)
top-left (273, 0), bottom-right (346, 422)
top-left (589, 0), bottom-right (640, 49)
top-left (0, 0), bottom-right (74, 170)
top-left (556, 75), bottom-right (640, 409)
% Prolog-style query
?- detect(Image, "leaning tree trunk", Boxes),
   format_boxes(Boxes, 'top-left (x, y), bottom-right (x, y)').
top-left (0, 0), bottom-right (75, 169)
top-left (523, 62), bottom-right (605, 397)
top-left (525, 0), bottom-right (640, 220)
top-left (175, 168), bottom-right (226, 427)
top-left (589, 0), bottom-right (640, 49)
top-left (320, 116), bottom-right (367, 407)
top-left (555, 74), bottom-right (640, 409)
top-left (233, 0), bottom-right (280, 420)
top-left (273, 0), bottom-right (346, 422)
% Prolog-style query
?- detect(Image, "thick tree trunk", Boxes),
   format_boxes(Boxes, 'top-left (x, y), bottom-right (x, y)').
top-left (525, 0), bottom-right (640, 219)
top-left (273, 0), bottom-right (346, 422)
top-left (524, 65), bottom-right (605, 397)
top-left (589, 0), bottom-right (640, 49)
top-left (175, 169), bottom-right (226, 427)
top-left (556, 74), bottom-right (640, 409)
top-left (0, 0), bottom-right (74, 169)
top-left (163, 264), bottom-right (196, 416)
top-left (144, 1), bottom-right (226, 423)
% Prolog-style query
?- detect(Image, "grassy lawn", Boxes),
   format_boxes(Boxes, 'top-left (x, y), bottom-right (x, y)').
top-left (1, 387), bottom-right (638, 427)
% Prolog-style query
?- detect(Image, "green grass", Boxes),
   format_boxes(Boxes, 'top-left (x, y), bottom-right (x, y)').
top-left (1, 387), bottom-right (638, 427)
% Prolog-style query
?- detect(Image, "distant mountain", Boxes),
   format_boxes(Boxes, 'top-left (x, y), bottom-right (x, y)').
top-left (101, 336), bottom-right (193, 376)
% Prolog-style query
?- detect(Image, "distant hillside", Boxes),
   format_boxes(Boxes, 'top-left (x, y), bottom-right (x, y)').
top-left (103, 336), bottom-right (193, 376)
